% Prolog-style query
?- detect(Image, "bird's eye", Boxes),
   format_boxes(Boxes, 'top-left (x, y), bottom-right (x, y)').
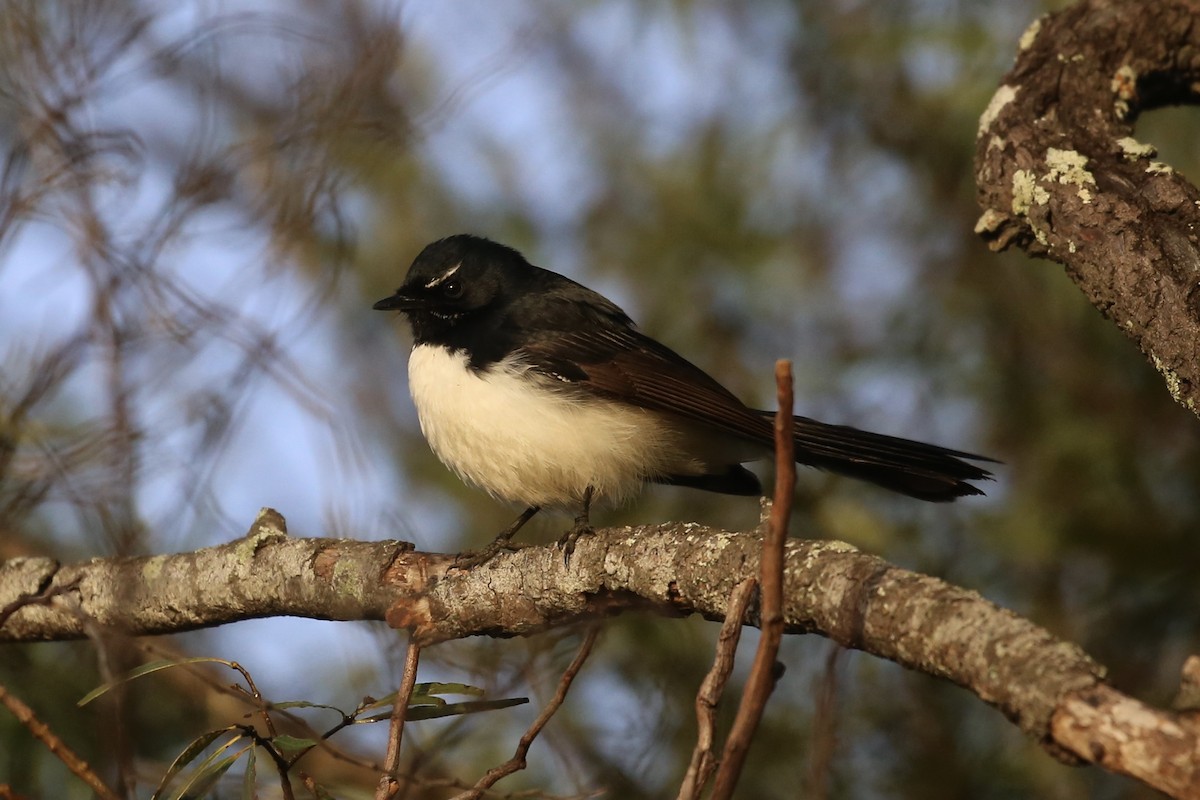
top-left (442, 279), bottom-right (464, 299)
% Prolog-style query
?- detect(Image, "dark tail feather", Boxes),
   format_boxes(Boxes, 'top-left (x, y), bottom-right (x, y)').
top-left (789, 415), bottom-right (996, 502)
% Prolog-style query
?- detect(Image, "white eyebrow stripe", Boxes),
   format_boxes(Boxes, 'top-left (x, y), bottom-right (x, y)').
top-left (424, 263), bottom-right (461, 289)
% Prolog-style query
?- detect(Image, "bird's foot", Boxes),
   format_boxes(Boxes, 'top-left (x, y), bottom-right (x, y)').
top-left (557, 517), bottom-right (595, 566)
top-left (453, 538), bottom-right (517, 569)
top-left (557, 487), bottom-right (596, 566)
top-left (453, 506), bottom-right (540, 569)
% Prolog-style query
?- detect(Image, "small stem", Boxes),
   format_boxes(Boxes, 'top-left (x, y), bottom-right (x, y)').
top-left (710, 359), bottom-right (794, 800)
top-left (375, 638), bottom-right (421, 800)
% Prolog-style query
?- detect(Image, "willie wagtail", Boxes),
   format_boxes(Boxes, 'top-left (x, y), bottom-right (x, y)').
top-left (374, 234), bottom-right (994, 562)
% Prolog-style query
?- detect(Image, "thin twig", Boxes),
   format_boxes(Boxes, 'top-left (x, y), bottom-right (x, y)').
top-left (229, 661), bottom-right (279, 738)
top-left (456, 626), bottom-right (602, 800)
top-left (805, 645), bottom-right (844, 800)
top-left (0, 682), bottom-right (122, 800)
top-left (710, 359), bottom-right (794, 800)
top-left (375, 637), bottom-right (421, 800)
top-left (0, 783), bottom-right (31, 800)
top-left (134, 640), bottom-right (381, 773)
top-left (230, 662), bottom-right (294, 800)
top-left (676, 576), bottom-right (758, 800)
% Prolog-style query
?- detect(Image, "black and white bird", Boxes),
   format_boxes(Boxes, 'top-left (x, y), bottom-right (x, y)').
top-left (374, 234), bottom-right (993, 562)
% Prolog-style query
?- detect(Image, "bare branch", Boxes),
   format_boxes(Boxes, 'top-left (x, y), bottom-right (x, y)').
top-left (0, 508), bottom-right (415, 641)
top-left (676, 577), bottom-right (756, 800)
top-left (0, 682), bottom-right (121, 800)
top-left (710, 360), bottom-right (795, 799)
top-left (974, 0), bottom-right (1200, 416)
top-left (5, 507), bottom-right (1199, 794)
top-left (805, 646), bottom-right (844, 800)
top-left (457, 626), bottom-right (601, 800)
top-left (376, 640), bottom-right (421, 800)
top-left (1053, 681), bottom-right (1200, 799)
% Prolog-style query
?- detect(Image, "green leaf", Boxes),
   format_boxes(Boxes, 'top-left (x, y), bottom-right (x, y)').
top-left (359, 682), bottom-right (487, 714)
top-left (271, 699), bottom-right (345, 713)
top-left (151, 727), bottom-right (239, 800)
top-left (241, 747), bottom-right (257, 800)
top-left (79, 657), bottom-right (237, 706)
top-left (361, 697), bottom-right (529, 723)
top-left (168, 746), bottom-right (247, 800)
top-left (407, 697), bottom-right (529, 720)
top-left (358, 693), bottom-right (396, 713)
top-left (269, 734), bottom-right (319, 756)
top-left (411, 682), bottom-right (486, 698)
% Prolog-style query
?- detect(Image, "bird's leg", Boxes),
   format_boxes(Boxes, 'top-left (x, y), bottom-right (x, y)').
top-left (455, 506), bottom-right (541, 568)
top-left (558, 486), bottom-right (596, 563)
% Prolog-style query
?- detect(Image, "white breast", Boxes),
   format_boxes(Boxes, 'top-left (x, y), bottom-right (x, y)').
top-left (407, 345), bottom-right (706, 508)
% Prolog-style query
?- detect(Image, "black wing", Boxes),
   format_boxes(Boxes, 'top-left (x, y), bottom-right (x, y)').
top-left (518, 319), bottom-right (772, 442)
top-left (514, 289), bottom-right (994, 501)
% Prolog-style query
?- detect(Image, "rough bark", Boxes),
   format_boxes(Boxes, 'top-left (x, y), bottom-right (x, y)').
top-left (0, 509), bottom-right (417, 637)
top-left (1052, 684), bottom-right (1200, 799)
top-left (974, 0), bottom-right (1200, 417)
top-left (3, 508), bottom-right (1198, 796)
top-left (968, 1), bottom-right (1200, 793)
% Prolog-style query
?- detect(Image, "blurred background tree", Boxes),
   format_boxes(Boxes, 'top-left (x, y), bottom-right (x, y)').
top-left (1, 1), bottom-right (1197, 797)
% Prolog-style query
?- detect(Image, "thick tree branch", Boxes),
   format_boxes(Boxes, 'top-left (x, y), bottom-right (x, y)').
top-left (2, 508), bottom-right (1198, 795)
top-left (975, 0), bottom-right (1200, 416)
top-left (0, 509), bottom-right (418, 639)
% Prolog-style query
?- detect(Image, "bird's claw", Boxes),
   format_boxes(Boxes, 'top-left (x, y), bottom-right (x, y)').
top-left (558, 521), bottom-right (594, 567)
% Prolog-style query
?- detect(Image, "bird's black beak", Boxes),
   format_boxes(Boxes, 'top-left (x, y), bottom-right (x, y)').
top-left (372, 290), bottom-right (422, 312)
